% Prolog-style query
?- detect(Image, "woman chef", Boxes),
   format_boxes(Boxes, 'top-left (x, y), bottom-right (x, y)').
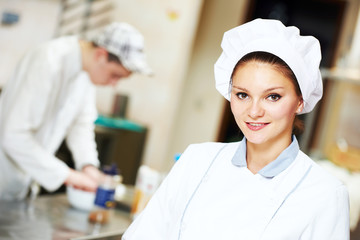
top-left (122, 19), bottom-right (349, 239)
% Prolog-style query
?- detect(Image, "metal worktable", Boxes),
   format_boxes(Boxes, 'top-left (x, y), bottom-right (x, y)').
top-left (0, 193), bottom-right (133, 240)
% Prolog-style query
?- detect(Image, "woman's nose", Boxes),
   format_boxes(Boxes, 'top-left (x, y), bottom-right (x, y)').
top-left (248, 100), bottom-right (264, 118)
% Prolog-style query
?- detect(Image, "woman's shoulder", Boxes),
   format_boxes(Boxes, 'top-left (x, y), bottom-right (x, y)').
top-left (187, 141), bottom-right (239, 148)
top-left (297, 151), bottom-right (346, 191)
top-left (177, 141), bottom-right (240, 166)
top-left (184, 141), bottom-right (240, 155)
top-left (172, 141), bottom-right (240, 183)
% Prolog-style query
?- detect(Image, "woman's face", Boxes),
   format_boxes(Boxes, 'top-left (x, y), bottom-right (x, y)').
top-left (230, 61), bottom-right (303, 146)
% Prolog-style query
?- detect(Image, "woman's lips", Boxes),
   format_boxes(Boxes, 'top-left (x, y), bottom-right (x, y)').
top-left (246, 122), bottom-right (269, 131)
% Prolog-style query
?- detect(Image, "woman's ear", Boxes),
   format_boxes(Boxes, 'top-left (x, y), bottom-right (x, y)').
top-left (296, 98), bottom-right (304, 114)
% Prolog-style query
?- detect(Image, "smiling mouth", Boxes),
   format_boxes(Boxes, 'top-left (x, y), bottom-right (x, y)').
top-left (246, 122), bottom-right (269, 131)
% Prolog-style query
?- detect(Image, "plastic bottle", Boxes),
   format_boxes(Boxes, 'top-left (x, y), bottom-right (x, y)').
top-left (174, 153), bottom-right (182, 162)
top-left (131, 165), bottom-right (161, 219)
top-left (88, 164), bottom-right (121, 224)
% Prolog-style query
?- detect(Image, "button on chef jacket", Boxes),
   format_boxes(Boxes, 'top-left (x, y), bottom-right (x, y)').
top-left (0, 36), bottom-right (100, 200)
top-left (123, 136), bottom-right (350, 240)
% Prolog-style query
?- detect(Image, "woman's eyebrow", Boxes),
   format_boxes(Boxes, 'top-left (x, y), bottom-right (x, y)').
top-left (232, 86), bottom-right (284, 92)
top-left (264, 87), bottom-right (284, 93)
top-left (232, 86), bottom-right (248, 91)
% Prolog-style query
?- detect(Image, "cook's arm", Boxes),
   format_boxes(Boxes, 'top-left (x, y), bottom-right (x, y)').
top-left (65, 83), bottom-right (100, 171)
top-left (65, 83), bottom-right (102, 185)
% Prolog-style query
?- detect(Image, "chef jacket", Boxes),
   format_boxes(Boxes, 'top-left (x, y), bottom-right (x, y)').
top-left (0, 36), bottom-right (99, 200)
top-left (123, 137), bottom-right (350, 239)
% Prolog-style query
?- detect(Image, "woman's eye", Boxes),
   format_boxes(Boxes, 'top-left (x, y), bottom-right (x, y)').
top-left (267, 94), bottom-right (281, 101)
top-left (236, 92), bottom-right (248, 100)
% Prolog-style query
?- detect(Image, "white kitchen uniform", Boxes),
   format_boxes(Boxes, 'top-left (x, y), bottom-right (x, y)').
top-left (123, 137), bottom-right (350, 239)
top-left (0, 36), bottom-right (99, 200)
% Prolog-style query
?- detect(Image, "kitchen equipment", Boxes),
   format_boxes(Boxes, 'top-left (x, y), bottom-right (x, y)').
top-left (67, 186), bottom-right (96, 211)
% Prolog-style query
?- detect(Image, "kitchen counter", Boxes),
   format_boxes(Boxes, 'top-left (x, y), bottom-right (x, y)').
top-left (0, 193), bottom-right (133, 240)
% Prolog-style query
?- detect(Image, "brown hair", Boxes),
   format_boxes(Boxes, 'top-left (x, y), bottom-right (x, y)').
top-left (231, 51), bottom-right (304, 135)
top-left (91, 42), bottom-right (122, 64)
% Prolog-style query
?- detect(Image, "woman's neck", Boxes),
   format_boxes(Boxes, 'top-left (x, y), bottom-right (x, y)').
top-left (246, 136), bottom-right (292, 174)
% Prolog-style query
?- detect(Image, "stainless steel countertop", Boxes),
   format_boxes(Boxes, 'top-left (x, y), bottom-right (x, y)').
top-left (0, 193), bottom-right (133, 240)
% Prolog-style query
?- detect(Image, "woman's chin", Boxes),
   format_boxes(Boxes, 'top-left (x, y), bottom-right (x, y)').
top-left (243, 132), bottom-right (268, 145)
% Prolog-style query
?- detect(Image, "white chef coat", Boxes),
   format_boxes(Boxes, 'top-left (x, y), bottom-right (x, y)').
top-left (123, 137), bottom-right (350, 240)
top-left (0, 36), bottom-right (100, 200)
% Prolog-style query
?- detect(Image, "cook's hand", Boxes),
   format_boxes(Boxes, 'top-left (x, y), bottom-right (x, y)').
top-left (64, 169), bottom-right (98, 192)
top-left (82, 165), bottom-right (105, 184)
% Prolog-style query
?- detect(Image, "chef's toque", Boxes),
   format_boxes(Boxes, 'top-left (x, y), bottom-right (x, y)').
top-left (214, 18), bottom-right (323, 114)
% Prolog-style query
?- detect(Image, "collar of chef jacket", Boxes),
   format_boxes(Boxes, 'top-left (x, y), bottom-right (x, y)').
top-left (231, 135), bottom-right (299, 178)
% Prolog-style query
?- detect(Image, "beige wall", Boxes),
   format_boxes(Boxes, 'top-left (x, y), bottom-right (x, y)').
top-left (0, 0), bottom-right (61, 86)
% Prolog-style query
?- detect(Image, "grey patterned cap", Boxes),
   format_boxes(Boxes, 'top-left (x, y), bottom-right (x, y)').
top-left (94, 22), bottom-right (153, 75)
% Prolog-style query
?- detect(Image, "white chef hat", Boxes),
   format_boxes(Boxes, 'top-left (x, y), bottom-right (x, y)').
top-left (214, 18), bottom-right (323, 114)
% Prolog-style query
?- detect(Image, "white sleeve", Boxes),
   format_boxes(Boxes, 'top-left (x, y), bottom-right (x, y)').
top-left (65, 83), bottom-right (100, 170)
top-left (122, 144), bottom-right (199, 240)
top-left (301, 184), bottom-right (350, 240)
top-left (0, 49), bottom-right (69, 191)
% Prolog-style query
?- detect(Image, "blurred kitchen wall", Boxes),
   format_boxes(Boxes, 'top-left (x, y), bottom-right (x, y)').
top-left (0, 0), bottom-right (61, 86)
